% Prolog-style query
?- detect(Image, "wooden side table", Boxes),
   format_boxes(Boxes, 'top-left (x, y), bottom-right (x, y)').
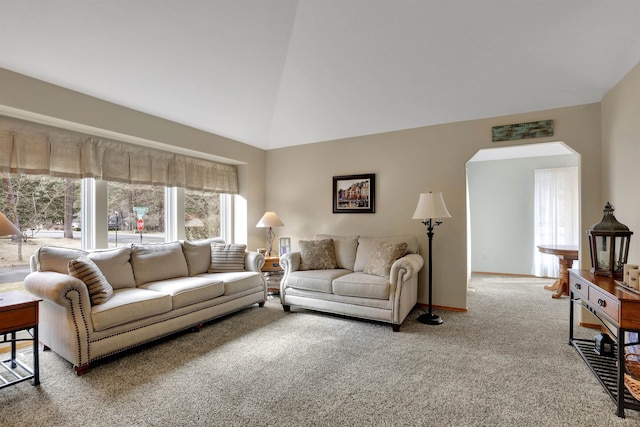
top-left (0, 290), bottom-right (42, 388)
top-left (262, 256), bottom-right (283, 295)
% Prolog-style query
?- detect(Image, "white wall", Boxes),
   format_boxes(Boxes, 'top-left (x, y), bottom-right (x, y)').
top-left (1, 65), bottom-right (619, 312)
top-left (467, 154), bottom-right (579, 275)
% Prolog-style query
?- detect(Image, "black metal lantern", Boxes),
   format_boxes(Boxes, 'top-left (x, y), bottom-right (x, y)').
top-left (587, 202), bottom-right (633, 279)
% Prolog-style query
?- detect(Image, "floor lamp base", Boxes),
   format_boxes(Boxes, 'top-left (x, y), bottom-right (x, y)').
top-left (417, 312), bottom-right (443, 325)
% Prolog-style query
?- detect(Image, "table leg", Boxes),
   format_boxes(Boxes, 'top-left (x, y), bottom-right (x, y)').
top-left (552, 257), bottom-right (573, 298)
top-left (10, 331), bottom-right (17, 368)
top-left (32, 325), bottom-right (39, 386)
top-left (544, 280), bottom-right (559, 291)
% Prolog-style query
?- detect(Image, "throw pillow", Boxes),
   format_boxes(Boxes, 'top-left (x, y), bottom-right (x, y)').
top-left (68, 256), bottom-right (114, 305)
top-left (315, 234), bottom-right (359, 270)
top-left (299, 239), bottom-right (337, 270)
top-left (208, 243), bottom-right (247, 273)
top-left (88, 247), bottom-right (136, 289)
top-left (130, 242), bottom-right (189, 286)
top-left (36, 246), bottom-right (88, 274)
top-left (363, 241), bottom-right (408, 277)
top-left (182, 238), bottom-right (225, 276)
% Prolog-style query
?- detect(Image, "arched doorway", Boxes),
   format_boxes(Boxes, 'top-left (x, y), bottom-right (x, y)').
top-left (466, 141), bottom-right (581, 278)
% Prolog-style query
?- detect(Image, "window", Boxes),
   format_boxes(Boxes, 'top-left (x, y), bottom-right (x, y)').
top-left (184, 189), bottom-right (221, 240)
top-left (533, 167), bottom-right (579, 277)
top-left (0, 173), bottom-right (81, 267)
top-left (1, 174), bottom-right (232, 272)
top-left (107, 181), bottom-right (166, 247)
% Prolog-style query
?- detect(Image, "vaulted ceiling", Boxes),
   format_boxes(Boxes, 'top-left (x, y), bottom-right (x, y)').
top-left (2, 1), bottom-right (640, 150)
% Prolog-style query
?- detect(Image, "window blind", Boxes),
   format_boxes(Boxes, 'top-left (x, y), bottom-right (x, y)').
top-left (0, 116), bottom-right (238, 194)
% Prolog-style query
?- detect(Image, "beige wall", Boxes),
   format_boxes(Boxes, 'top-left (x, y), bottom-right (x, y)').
top-left (602, 60), bottom-right (640, 263)
top-left (267, 104), bottom-right (602, 310)
top-left (2, 66), bottom-right (618, 311)
top-left (0, 68), bottom-right (267, 250)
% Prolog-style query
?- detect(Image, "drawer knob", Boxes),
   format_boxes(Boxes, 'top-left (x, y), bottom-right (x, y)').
top-left (598, 298), bottom-right (606, 307)
top-left (574, 283), bottom-right (581, 290)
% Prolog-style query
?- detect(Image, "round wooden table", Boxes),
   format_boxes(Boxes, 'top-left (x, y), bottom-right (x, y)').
top-left (537, 244), bottom-right (579, 299)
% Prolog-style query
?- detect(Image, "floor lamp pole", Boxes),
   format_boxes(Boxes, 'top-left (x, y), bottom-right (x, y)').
top-left (418, 218), bottom-right (443, 325)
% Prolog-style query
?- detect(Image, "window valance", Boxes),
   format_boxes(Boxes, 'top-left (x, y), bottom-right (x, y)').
top-left (0, 116), bottom-right (238, 194)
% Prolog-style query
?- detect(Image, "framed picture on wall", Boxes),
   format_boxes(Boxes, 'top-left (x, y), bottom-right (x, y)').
top-left (333, 174), bottom-right (375, 214)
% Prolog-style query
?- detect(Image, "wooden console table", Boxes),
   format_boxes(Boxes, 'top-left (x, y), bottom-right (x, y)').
top-left (538, 244), bottom-right (579, 298)
top-left (568, 269), bottom-right (640, 417)
top-left (0, 290), bottom-right (42, 388)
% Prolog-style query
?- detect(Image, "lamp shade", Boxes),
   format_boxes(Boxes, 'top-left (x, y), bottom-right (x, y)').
top-left (412, 192), bottom-right (451, 220)
top-left (0, 212), bottom-right (20, 236)
top-left (256, 212), bottom-right (284, 228)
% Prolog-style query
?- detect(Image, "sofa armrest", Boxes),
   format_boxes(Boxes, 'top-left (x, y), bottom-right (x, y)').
top-left (245, 251), bottom-right (265, 272)
top-left (24, 270), bottom-right (96, 367)
top-left (390, 253), bottom-right (424, 286)
top-left (280, 251), bottom-right (301, 273)
top-left (24, 271), bottom-right (91, 307)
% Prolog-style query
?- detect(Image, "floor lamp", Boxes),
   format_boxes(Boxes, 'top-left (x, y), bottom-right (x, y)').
top-left (412, 192), bottom-right (451, 325)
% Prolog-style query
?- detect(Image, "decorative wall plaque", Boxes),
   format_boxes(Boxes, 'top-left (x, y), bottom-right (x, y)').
top-left (492, 120), bottom-right (554, 142)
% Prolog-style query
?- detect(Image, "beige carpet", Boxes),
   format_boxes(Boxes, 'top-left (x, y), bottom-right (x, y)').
top-left (1, 275), bottom-right (639, 426)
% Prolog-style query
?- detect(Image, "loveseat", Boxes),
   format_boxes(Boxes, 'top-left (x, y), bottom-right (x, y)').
top-left (279, 235), bottom-right (424, 331)
top-left (24, 239), bottom-right (267, 375)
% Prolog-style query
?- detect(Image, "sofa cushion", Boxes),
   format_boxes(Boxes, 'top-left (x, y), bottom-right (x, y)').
top-left (332, 272), bottom-right (391, 300)
top-left (286, 269), bottom-right (350, 294)
top-left (88, 247), bottom-right (136, 289)
top-left (68, 256), bottom-right (114, 305)
top-left (91, 288), bottom-right (173, 331)
top-left (208, 243), bottom-right (247, 273)
top-left (315, 234), bottom-right (359, 270)
top-left (138, 276), bottom-right (224, 309)
top-left (207, 272), bottom-right (265, 296)
top-left (36, 246), bottom-right (88, 274)
top-left (299, 239), bottom-right (337, 270)
top-left (364, 241), bottom-right (408, 277)
top-left (131, 242), bottom-right (189, 286)
top-left (354, 235), bottom-right (419, 272)
top-left (182, 238), bottom-right (225, 276)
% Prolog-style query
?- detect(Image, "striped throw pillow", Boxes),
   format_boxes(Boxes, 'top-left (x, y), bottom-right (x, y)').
top-left (68, 256), bottom-right (114, 305)
top-left (208, 243), bottom-right (246, 273)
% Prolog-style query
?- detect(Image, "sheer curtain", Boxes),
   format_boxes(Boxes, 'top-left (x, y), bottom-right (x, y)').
top-left (532, 167), bottom-right (579, 277)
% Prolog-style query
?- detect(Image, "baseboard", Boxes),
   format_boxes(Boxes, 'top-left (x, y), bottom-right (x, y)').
top-left (472, 271), bottom-right (554, 279)
top-left (417, 303), bottom-right (467, 313)
top-left (0, 340), bottom-right (32, 355)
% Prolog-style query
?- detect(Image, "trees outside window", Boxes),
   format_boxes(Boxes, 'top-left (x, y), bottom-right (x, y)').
top-left (1, 175), bottom-right (228, 267)
top-left (185, 190), bottom-right (221, 240)
top-left (107, 182), bottom-right (165, 234)
top-left (1, 173), bottom-right (81, 264)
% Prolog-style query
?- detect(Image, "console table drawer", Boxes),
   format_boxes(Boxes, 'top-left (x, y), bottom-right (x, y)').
top-left (570, 276), bottom-right (589, 300)
top-left (588, 286), bottom-right (620, 322)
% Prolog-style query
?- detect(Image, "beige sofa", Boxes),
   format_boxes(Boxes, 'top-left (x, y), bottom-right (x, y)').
top-left (279, 235), bottom-right (424, 331)
top-left (24, 239), bottom-right (266, 375)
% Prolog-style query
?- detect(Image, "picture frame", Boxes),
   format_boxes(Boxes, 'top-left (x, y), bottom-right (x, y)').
top-left (333, 174), bottom-right (375, 214)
